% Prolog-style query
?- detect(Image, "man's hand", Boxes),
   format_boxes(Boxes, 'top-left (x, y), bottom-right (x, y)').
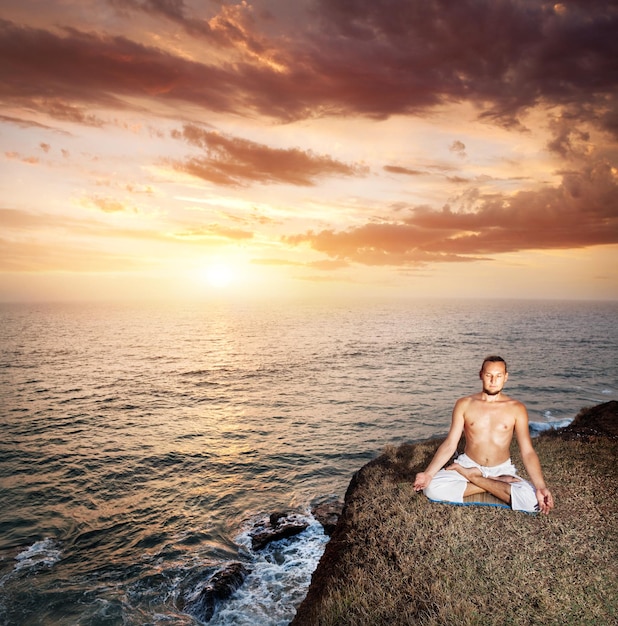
top-left (413, 472), bottom-right (431, 492)
top-left (536, 487), bottom-right (554, 514)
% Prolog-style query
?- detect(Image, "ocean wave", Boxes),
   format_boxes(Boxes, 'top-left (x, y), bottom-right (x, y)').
top-left (13, 538), bottom-right (62, 575)
top-left (205, 514), bottom-right (328, 626)
top-left (529, 419), bottom-right (573, 434)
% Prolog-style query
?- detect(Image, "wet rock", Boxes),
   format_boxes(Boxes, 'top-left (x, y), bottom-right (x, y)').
top-left (311, 500), bottom-right (344, 536)
top-left (249, 512), bottom-right (309, 551)
top-left (269, 510), bottom-right (288, 527)
top-left (180, 562), bottom-right (250, 622)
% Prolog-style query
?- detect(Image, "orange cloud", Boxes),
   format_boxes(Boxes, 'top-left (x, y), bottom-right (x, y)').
top-left (109, 0), bottom-right (271, 56)
top-left (384, 165), bottom-right (425, 177)
top-left (170, 124), bottom-right (367, 186)
top-left (4, 152), bottom-right (39, 165)
top-left (287, 162), bottom-right (618, 265)
top-left (41, 100), bottom-right (106, 127)
top-left (0, 114), bottom-right (63, 132)
top-left (449, 141), bottom-right (466, 158)
top-left (86, 196), bottom-right (130, 214)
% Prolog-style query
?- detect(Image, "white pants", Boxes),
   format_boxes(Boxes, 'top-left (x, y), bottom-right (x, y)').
top-left (423, 453), bottom-right (539, 512)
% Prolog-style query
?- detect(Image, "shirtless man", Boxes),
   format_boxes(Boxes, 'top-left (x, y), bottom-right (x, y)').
top-left (413, 356), bottom-right (554, 514)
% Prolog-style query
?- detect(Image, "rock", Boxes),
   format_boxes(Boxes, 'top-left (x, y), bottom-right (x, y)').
top-left (181, 563), bottom-right (249, 621)
top-left (311, 500), bottom-right (344, 536)
top-left (545, 401), bottom-right (618, 440)
top-left (180, 562), bottom-right (250, 622)
top-left (269, 510), bottom-right (288, 527)
top-left (249, 512), bottom-right (309, 551)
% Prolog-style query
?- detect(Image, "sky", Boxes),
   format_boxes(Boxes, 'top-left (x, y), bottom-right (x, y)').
top-left (1, 0), bottom-right (617, 302)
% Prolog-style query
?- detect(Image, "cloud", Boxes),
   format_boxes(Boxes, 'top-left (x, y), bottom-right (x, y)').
top-left (384, 165), bottom-right (425, 177)
top-left (0, 18), bottom-right (235, 115)
top-left (286, 161), bottom-right (618, 265)
top-left (285, 221), bottom-right (485, 266)
top-left (169, 124), bottom-right (368, 186)
top-left (1, 1), bottom-right (615, 134)
top-left (86, 196), bottom-right (131, 213)
top-left (42, 101), bottom-right (106, 127)
top-left (108, 0), bottom-right (272, 55)
top-left (0, 114), bottom-right (66, 132)
top-left (1, 2), bottom-right (617, 288)
top-left (4, 151), bottom-right (39, 165)
top-left (449, 141), bottom-right (466, 158)
top-left (546, 105), bottom-right (594, 158)
top-left (305, 0), bottom-right (618, 132)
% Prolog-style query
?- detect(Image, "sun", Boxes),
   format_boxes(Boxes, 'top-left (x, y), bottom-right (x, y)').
top-left (204, 263), bottom-right (235, 288)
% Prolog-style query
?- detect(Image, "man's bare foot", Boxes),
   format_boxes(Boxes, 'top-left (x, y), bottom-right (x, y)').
top-left (446, 464), bottom-right (522, 484)
top-left (445, 463), bottom-right (482, 479)
top-left (495, 474), bottom-right (521, 483)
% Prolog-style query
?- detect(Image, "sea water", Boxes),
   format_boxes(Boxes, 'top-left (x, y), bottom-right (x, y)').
top-left (1, 298), bottom-right (616, 625)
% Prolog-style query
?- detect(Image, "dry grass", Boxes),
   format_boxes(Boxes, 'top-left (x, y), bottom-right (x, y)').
top-left (292, 430), bottom-right (618, 625)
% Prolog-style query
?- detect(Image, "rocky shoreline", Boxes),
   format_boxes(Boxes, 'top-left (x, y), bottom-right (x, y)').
top-left (291, 401), bottom-right (618, 625)
top-left (179, 500), bottom-right (344, 623)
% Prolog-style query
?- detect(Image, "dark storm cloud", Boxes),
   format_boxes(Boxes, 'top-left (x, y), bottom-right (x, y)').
top-left (304, 0), bottom-right (618, 133)
top-left (0, 18), bottom-right (236, 115)
top-left (1, 1), bottom-right (616, 130)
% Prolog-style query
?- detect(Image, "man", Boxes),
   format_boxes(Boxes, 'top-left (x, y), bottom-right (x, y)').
top-left (413, 356), bottom-right (554, 514)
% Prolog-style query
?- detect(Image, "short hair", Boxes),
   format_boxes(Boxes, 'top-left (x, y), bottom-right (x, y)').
top-left (481, 355), bottom-right (507, 373)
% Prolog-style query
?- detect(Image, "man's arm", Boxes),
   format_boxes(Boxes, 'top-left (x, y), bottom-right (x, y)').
top-left (413, 399), bottom-right (466, 491)
top-left (514, 404), bottom-right (554, 514)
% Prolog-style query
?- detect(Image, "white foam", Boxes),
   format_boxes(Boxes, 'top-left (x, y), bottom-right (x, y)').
top-left (529, 419), bottom-right (572, 434)
top-left (14, 538), bottom-right (62, 573)
top-left (208, 515), bottom-right (328, 626)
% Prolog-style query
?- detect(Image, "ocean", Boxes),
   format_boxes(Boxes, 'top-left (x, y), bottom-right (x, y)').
top-left (1, 298), bottom-right (616, 625)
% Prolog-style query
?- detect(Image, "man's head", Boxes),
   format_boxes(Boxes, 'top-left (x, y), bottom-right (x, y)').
top-left (479, 355), bottom-right (508, 396)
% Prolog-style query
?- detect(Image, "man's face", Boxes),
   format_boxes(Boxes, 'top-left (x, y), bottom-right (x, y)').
top-left (480, 362), bottom-right (508, 396)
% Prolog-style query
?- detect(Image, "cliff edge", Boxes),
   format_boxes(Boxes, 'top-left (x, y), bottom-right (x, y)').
top-left (291, 401), bottom-right (618, 626)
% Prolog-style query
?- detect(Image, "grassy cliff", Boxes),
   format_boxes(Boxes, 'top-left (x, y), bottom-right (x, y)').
top-left (292, 402), bottom-right (618, 626)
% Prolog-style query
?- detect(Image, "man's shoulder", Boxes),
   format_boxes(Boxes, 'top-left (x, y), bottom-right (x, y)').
top-left (500, 394), bottom-right (525, 408)
top-left (453, 394), bottom-right (480, 414)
